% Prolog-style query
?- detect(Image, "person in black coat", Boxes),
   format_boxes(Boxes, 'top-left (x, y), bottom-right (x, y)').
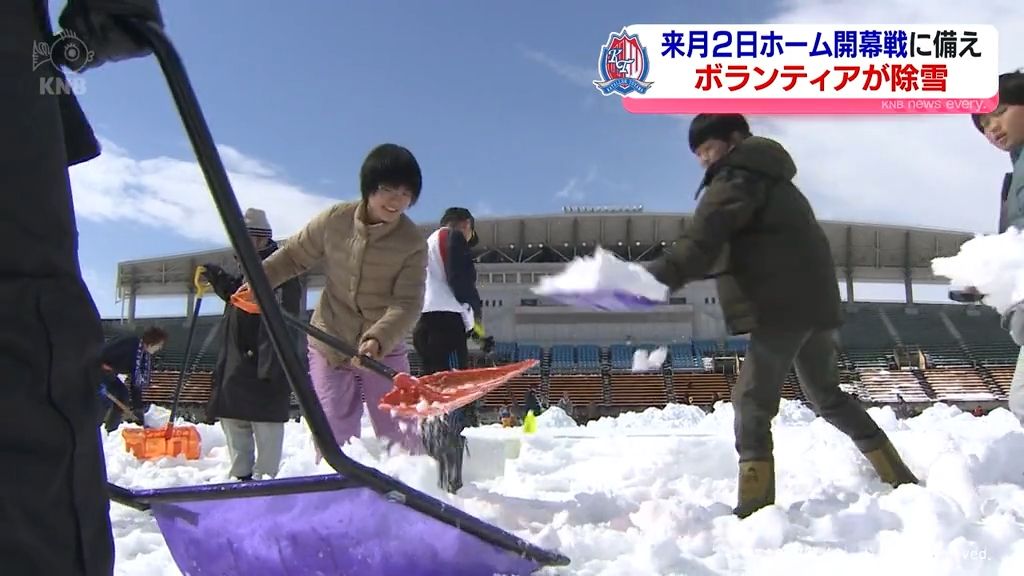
top-left (201, 208), bottom-right (302, 481)
top-left (1, 2), bottom-right (163, 574)
top-left (99, 326), bottom-right (168, 431)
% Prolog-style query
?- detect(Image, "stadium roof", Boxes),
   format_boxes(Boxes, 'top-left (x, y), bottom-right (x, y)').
top-left (115, 211), bottom-right (976, 299)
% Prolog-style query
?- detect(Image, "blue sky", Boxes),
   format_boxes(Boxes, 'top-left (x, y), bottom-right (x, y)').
top-left (58, 0), bottom-right (1023, 319)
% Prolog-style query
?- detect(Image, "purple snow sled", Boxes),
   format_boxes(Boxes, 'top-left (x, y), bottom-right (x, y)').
top-left (103, 17), bottom-right (569, 576)
top-left (541, 289), bottom-right (663, 311)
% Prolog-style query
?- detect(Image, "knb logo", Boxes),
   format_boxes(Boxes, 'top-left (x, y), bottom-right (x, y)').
top-left (32, 29), bottom-right (94, 95)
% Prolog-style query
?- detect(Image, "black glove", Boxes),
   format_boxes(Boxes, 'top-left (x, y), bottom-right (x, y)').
top-left (56, 0), bottom-right (165, 72)
top-left (199, 263), bottom-right (222, 283)
top-left (479, 336), bottom-right (495, 354)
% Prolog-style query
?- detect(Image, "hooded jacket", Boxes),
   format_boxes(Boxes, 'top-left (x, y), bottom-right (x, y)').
top-left (204, 240), bottom-right (301, 423)
top-left (648, 136), bottom-right (842, 334)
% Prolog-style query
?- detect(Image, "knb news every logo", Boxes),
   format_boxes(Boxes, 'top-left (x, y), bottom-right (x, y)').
top-left (594, 24), bottom-right (999, 115)
top-left (32, 29), bottom-right (94, 96)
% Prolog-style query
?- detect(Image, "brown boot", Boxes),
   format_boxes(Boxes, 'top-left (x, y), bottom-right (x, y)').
top-left (863, 437), bottom-right (918, 486)
top-left (734, 459), bottom-right (775, 519)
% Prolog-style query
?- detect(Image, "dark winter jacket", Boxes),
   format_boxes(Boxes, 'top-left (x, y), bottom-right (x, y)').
top-left (203, 241), bottom-right (302, 423)
top-left (648, 136), bottom-right (842, 335)
top-left (100, 335), bottom-right (143, 375)
top-left (999, 147), bottom-right (1023, 232)
top-left (442, 227), bottom-right (483, 322)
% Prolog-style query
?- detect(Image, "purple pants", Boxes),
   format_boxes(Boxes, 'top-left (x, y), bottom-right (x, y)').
top-left (307, 342), bottom-right (424, 458)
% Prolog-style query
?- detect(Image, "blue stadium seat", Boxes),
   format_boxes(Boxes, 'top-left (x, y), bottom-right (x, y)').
top-left (494, 341), bottom-right (517, 363)
top-left (693, 339), bottom-right (718, 357)
top-left (670, 343), bottom-right (700, 370)
top-left (549, 345), bottom-right (574, 372)
top-left (516, 344), bottom-right (543, 374)
top-left (609, 344), bottom-right (634, 370)
top-left (724, 338), bottom-right (748, 354)
top-left (576, 345), bottom-right (601, 372)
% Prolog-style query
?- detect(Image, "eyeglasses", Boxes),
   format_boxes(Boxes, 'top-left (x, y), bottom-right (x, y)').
top-left (376, 185), bottom-right (413, 199)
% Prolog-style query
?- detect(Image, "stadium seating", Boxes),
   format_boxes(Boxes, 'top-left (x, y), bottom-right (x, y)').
top-left (857, 368), bottom-right (930, 403)
top-left (946, 306), bottom-right (1019, 365)
top-left (607, 373), bottom-right (667, 408)
top-left (983, 365), bottom-right (1015, 397)
top-left (922, 367), bottom-right (997, 402)
top-left (671, 372), bottom-right (730, 405)
top-left (669, 343), bottom-right (701, 371)
top-left (548, 374), bottom-right (605, 408)
top-left (839, 305), bottom-right (896, 369)
top-left (104, 299), bottom-right (1020, 423)
top-left (608, 344), bottom-right (634, 371)
top-left (575, 345), bottom-right (602, 373)
top-left (549, 344), bottom-right (575, 372)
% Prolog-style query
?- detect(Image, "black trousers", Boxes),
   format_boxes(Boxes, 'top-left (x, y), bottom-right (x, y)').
top-left (0, 3), bottom-right (114, 575)
top-left (413, 312), bottom-right (477, 493)
top-left (733, 326), bottom-right (885, 462)
top-left (101, 374), bottom-right (146, 432)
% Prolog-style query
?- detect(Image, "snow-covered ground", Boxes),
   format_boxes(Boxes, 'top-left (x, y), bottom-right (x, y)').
top-left (105, 400), bottom-right (1024, 575)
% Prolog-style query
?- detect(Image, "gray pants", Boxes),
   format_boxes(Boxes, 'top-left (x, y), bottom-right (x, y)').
top-left (734, 326), bottom-right (885, 461)
top-left (220, 418), bottom-right (285, 479)
top-left (1009, 348), bottom-right (1024, 424)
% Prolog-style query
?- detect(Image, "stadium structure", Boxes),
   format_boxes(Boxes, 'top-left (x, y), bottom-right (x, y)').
top-left (105, 207), bottom-right (1015, 423)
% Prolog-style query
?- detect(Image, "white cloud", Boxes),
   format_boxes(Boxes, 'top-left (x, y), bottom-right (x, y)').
top-left (519, 46), bottom-right (595, 88)
top-left (752, 0), bottom-right (1024, 234)
top-left (68, 138), bottom-right (343, 245)
top-left (556, 166), bottom-right (599, 201)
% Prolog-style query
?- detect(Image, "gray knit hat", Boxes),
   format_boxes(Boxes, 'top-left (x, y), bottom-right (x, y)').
top-left (244, 207), bottom-right (272, 238)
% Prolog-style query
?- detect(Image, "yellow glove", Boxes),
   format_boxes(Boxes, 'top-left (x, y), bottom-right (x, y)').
top-left (471, 321), bottom-right (485, 339)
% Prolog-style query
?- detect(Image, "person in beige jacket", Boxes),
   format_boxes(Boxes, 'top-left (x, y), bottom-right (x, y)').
top-left (260, 143), bottom-right (428, 455)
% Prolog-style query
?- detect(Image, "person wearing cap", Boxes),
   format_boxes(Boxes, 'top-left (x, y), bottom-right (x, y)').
top-left (414, 207), bottom-right (487, 493)
top-left (253, 144), bottom-right (428, 458)
top-left (646, 113), bottom-right (918, 519)
top-left (970, 71), bottom-right (1024, 424)
top-left (201, 208), bottom-right (302, 481)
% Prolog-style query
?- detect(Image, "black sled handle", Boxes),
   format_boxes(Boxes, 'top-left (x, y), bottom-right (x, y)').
top-left (281, 311), bottom-right (400, 379)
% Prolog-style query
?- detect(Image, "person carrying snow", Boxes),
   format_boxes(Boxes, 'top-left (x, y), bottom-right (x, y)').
top-left (201, 208), bottom-right (302, 481)
top-left (2, 2), bottom-right (165, 573)
top-left (414, 207), bottom-right (485, 493)
top-left (647, 113), bottom-right (918, 519)
top-left (99, 326), bottom-right (168, 432)
top-left (969, 71), bottom-right (1024, 425)
top-left (252, 144), bottom-right (427, 457)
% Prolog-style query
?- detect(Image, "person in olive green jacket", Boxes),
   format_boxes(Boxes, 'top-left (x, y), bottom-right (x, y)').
top-left (647, 114), bottom-right (918, 518)
top-left (259, 143), bottom-right (428, 457)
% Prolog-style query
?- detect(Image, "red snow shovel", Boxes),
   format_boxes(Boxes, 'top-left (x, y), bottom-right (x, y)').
top-left (230, 285), bottom-right (538, 418)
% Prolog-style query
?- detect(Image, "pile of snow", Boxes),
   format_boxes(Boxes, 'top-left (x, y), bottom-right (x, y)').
top-left (931, 228), bottom-right (1024, 313)
top-left (532, 246), bottom-right (669, 303)
top-left (103, 399), bottom-right (1024, 575)
top-left (632, 347), bottom-right (668, 372)
top-left (534, 406), bottom-right (579, 429)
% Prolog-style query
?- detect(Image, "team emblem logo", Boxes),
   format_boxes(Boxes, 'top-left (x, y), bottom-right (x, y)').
top-left (593, 28), bottom-right (654, 96)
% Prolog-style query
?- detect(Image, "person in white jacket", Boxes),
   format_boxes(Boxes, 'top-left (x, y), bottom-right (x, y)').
top-left (414, 207), bottom-right (486, 493)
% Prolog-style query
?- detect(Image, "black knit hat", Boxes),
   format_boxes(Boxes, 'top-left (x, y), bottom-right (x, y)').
top-left (688, 113), bottom-right (751, 152)
top-left (972, 70), bottom-right (1024, 134)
